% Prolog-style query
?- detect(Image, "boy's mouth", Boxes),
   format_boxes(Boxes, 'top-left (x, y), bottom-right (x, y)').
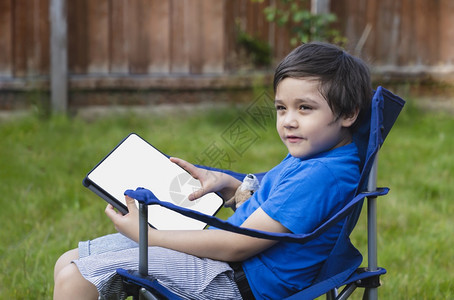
top-left (286, 135), bottom-right (304, 143)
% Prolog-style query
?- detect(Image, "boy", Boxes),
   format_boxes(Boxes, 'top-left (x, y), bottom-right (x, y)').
top-left (53, 42), bottom-right (372, 299)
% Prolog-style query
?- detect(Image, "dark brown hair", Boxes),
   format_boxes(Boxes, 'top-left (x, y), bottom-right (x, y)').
top-left (274, 42), bottom-right (372, 130)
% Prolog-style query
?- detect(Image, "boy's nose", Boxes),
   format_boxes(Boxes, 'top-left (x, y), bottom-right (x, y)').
top-left (283, 112), bottom-right (298, 128)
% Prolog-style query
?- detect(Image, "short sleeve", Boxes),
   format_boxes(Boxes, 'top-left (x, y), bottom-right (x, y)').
top-left (261, 161), bottom-right (343, 234)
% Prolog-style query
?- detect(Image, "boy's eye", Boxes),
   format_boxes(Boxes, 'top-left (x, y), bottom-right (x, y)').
top-left (299, 105), bottom-right (312, 111)
top-left (275, 105), bottom-right (286, 111)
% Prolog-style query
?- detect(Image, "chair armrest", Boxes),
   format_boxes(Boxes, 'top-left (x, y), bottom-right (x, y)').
top-left (124, 187), bottom-right (389, 244)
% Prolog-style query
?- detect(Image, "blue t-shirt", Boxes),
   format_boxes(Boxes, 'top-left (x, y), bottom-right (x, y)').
top-left (227, 143), bottom-right (360, 299)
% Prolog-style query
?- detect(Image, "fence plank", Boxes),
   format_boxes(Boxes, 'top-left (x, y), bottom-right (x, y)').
top-left (223, 0), bottom-right (237, 71)
top-left (414, 0), bottom-right (439, 65)
top-left (27, 0), bottom-right (39, 76)
top-left (13, 0), bottom-right (28, 77)
top-left (128, 0), bottom-right (152, 74)
top-left (246, 0), bottom-right (255, 35)
top-left (338, 0), bottom-right (377, 61)
top-left (128, 0), bottom-right (144, 73)
top-left (68, 0), bottom-right (88, 74)
top-left (439, 0), bottom-right (454, 64)
top-left (110, 0), bottom-right (129, 73)
top-left (256, 0), bottom-right (269, 43)
top-left (27, 0), bottom-right (50, 76)
top-left (273, 0), bottom-right (291, 60)
top-left (201, 0), bottom-right (225, 73)
top-left (344, 0), bottom-right (368, 50)
top-left (170, 0), bottom-right (190, 73)
top-left (0, 0), bottom-right (13, 77)
top-left (188, 0), bottom-right (203, 74)
top-left (376, 0), bottom-right (399, 65)
top-left (149, 0), bottom-right (170, 73)
top-left (87, 0), bottom-right (109, 73)
top-left (39, 0), bottom-right (50, 74)
top-left (397, 0), bottom-right (414, 66)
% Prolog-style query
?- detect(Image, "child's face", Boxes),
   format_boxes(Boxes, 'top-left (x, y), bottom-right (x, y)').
top-left (275, 77), bottom-right (357, 159)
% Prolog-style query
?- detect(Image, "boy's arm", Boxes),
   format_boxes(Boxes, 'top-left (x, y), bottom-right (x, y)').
top-left (148, 206), bottom-right (289, 261)
top-left (105, 198), bottom-right (289, 262)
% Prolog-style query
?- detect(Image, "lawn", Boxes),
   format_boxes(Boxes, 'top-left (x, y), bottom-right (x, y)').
top-left (0, 96), bottom-right (452, 299)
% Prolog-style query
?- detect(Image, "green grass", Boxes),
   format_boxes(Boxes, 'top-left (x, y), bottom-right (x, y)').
top-left (0, 100), bottom-right (453, 299)
top-left (347, 102), bottom-right (454, 299)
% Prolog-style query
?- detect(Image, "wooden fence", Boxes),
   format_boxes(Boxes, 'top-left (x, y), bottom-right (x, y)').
top-left (333, 0), bottom-right (454, 68)
top-left (0, 0), bottom-right (453, 109)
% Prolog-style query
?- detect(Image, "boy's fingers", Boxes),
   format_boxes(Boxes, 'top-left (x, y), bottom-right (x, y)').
top-left (105, 204), bottom-right (120, 220)
top-left (125, 196), bottom-right (138, 211)
top-left (170, 157), bottom-right (199, 179)
top-left (188, 188), bottom-right (206, 201)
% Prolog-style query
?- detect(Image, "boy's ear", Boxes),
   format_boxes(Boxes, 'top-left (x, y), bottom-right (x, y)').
top-left (341, 109), bottom-right (360, 128)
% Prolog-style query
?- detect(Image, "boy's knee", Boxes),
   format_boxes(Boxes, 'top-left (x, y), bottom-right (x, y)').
top-left (54, 263), bottom-right (98, 299)
top-left (54, 248), bottom-right (79, 281)
top-left (55, 263), bottom-right (77, 285)
top-left (54, 263), bottom-right (79, 296)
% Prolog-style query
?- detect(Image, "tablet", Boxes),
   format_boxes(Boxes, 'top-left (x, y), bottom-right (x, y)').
top-left (83, 133), bottom-right (224, 230)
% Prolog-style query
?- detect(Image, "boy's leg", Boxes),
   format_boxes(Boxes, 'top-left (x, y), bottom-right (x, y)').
top-left (53, 262), bottom-right (99, 300)
top-left (54, 248), bottom-right (78, 281)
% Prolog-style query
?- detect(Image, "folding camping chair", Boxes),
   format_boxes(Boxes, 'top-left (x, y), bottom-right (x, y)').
top-left (117, 86), bottom-right (405, 300)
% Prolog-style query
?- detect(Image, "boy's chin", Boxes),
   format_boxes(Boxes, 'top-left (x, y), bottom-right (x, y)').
top-left (287, 150), bottom-right (310, 159)
top-left (287, 147), bottom-right (320, 159)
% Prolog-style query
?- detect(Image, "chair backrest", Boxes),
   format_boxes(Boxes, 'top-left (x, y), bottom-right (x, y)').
top-left (308, 86), bottom-right (405, 290)
top-left (347, 86), bottom-right (406, 234)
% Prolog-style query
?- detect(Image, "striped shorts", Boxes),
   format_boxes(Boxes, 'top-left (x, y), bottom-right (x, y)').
top-left (73, 233), bottom-right (242, 300)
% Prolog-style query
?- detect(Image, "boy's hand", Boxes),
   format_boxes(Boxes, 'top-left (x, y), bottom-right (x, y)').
top-left (105, 196), bottom-right (141, 242)
top-left (170, 157), bottom-right (241, 201)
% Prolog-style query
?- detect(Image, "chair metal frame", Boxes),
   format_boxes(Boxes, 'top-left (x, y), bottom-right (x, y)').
top-left (326, 154), bottom-right (385, 300)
